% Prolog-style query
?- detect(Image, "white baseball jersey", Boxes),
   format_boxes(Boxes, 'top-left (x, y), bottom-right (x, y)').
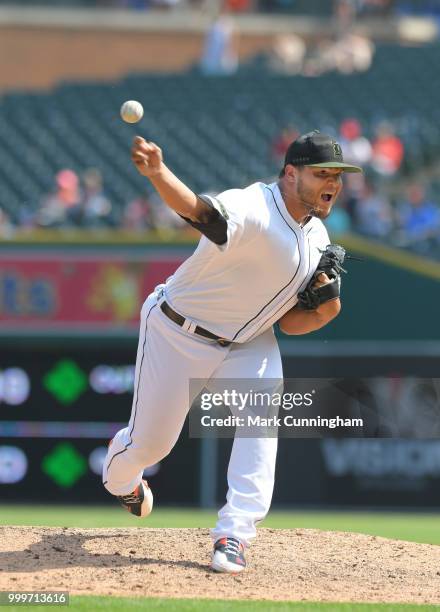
top-left (164, 181), bottom-right (330, 342)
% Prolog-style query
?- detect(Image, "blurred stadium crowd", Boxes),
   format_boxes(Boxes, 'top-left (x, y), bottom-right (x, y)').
top-left (273, 119), bottom-right (440, 257)
top-left (1, 114), bottom-right (438, 260)
top-left (0, 0), bottom-right (437, 17)
top-left (0, 4), bottom-right (440, 259)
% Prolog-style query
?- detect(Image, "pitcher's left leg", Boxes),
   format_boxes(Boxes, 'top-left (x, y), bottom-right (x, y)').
top-left (213, 435), bottom-right (278, 548)
top-left (210, 327), bottom-right (283, 566)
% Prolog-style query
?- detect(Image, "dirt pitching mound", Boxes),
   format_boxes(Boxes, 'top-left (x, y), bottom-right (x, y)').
top-left (1, 526), bottom-right (439, 604)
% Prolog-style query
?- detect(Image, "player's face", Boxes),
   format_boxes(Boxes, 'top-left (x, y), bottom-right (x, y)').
top-left (296, 167), bottom-right (343, 219)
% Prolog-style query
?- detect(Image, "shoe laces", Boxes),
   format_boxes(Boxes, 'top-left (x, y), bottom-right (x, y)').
top-left (224, 538), bottom-right (241, 556)
top-left (118, 490), bottom-right (141, 504)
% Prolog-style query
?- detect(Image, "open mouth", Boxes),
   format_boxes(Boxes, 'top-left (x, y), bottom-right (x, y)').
top-left (321, 193), bottom-right (333, 203)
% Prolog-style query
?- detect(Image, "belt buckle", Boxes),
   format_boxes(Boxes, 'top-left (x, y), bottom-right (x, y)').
top-left (217, 338), bottom-right (230, 347)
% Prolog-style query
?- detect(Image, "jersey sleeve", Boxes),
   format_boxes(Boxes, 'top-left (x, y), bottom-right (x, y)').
top-left (179, 194), bottom-right (228, 246)
top-left (201, 189), bottom-right (250, 252)
top-left (179, 187), bottom-right (255, 251)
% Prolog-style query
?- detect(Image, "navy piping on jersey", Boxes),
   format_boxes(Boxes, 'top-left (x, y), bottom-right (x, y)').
top-left (249, 237), bottom-right (312, 341)
top-left (103, 301), bottom-right (157, 485)
top-left (230, 185), bottom-right (303, 342)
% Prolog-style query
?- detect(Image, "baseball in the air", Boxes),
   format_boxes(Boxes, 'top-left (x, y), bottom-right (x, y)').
top-left (120, 100), bottom-right (144, 124)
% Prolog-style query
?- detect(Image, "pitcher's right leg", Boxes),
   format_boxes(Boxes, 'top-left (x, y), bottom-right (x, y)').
top-left (102, 294), bottom-right (229, 499)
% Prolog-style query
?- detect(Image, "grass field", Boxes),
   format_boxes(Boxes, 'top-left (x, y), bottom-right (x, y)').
top-left (2, 505), bottom-right (439, 611)
top-left (1, 505), bottom-right (439, 545)
top-left (68, 599), bottom-right (439, 611)
top-left (3, 597), bottom-right (438, 612)
top-left (2, 593), bottom-right (439, 612)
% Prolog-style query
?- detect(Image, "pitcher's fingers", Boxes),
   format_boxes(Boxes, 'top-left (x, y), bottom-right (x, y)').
top-left (132, 138), bottom-right (155, 156)
top-left (132, 142), bottom-right (149, 155)
top-left (133, 138), bottom-right (157, 151)
top-left (134, 159), bottom-right (149, 170)
top-left (131, 150), bottom-right (149, 161)
top-left (317, 273), bottom-right (330, 283)
top-left (133, 135), bottom-right (146, 146)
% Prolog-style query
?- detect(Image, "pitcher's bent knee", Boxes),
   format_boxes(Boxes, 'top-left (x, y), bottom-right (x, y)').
top-left (133, 441), bottom-right (175, 467)
top-left (106, 439), bottom-right (175, 475)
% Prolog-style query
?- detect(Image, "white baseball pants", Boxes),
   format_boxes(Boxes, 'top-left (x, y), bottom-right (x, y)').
top-left (103, 289), bottom-right (283, 547)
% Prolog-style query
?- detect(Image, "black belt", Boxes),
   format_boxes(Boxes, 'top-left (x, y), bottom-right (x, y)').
top-left (160, 301), bottom-right (231, 347)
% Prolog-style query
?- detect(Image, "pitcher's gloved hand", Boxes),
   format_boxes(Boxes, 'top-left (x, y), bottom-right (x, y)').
top-left (297, 244), bottom-right (347, 310)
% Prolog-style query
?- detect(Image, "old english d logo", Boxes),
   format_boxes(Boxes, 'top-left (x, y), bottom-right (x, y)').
top-left (218, 201), bottom-right (229, 220)
top-left (333, 142), bottom-right (342, 157)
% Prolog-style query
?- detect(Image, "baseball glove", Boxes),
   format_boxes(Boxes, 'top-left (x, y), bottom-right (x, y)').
top-left (297, 244), bottom-right (347, 310)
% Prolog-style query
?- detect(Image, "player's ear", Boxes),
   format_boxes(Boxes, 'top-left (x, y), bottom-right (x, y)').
top-left (284, 164), bottom-right (298, 184)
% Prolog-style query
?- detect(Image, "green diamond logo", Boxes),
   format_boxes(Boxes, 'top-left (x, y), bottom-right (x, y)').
top-left (42, 443), bottom-right (87, 488)
top-left (44, 360), bottom-right (87, 404)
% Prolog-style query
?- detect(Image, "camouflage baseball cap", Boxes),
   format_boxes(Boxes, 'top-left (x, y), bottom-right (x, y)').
top-left (284, 130), bottom-right (363, 173)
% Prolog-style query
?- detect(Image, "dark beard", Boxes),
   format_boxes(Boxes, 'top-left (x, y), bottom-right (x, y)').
top-left (311, 207), bottom-right (331, 220)
top-left (297, 178), bottom-right (331, 219)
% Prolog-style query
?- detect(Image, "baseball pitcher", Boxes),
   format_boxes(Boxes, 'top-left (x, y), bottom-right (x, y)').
top-left (102, 130), bottom-right (362, 573)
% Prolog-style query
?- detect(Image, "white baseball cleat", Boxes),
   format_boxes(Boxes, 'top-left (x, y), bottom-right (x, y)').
top-left (211, 537), bottom-right (246, 573)
top-left (116, 480), bottom-right (153, 518)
